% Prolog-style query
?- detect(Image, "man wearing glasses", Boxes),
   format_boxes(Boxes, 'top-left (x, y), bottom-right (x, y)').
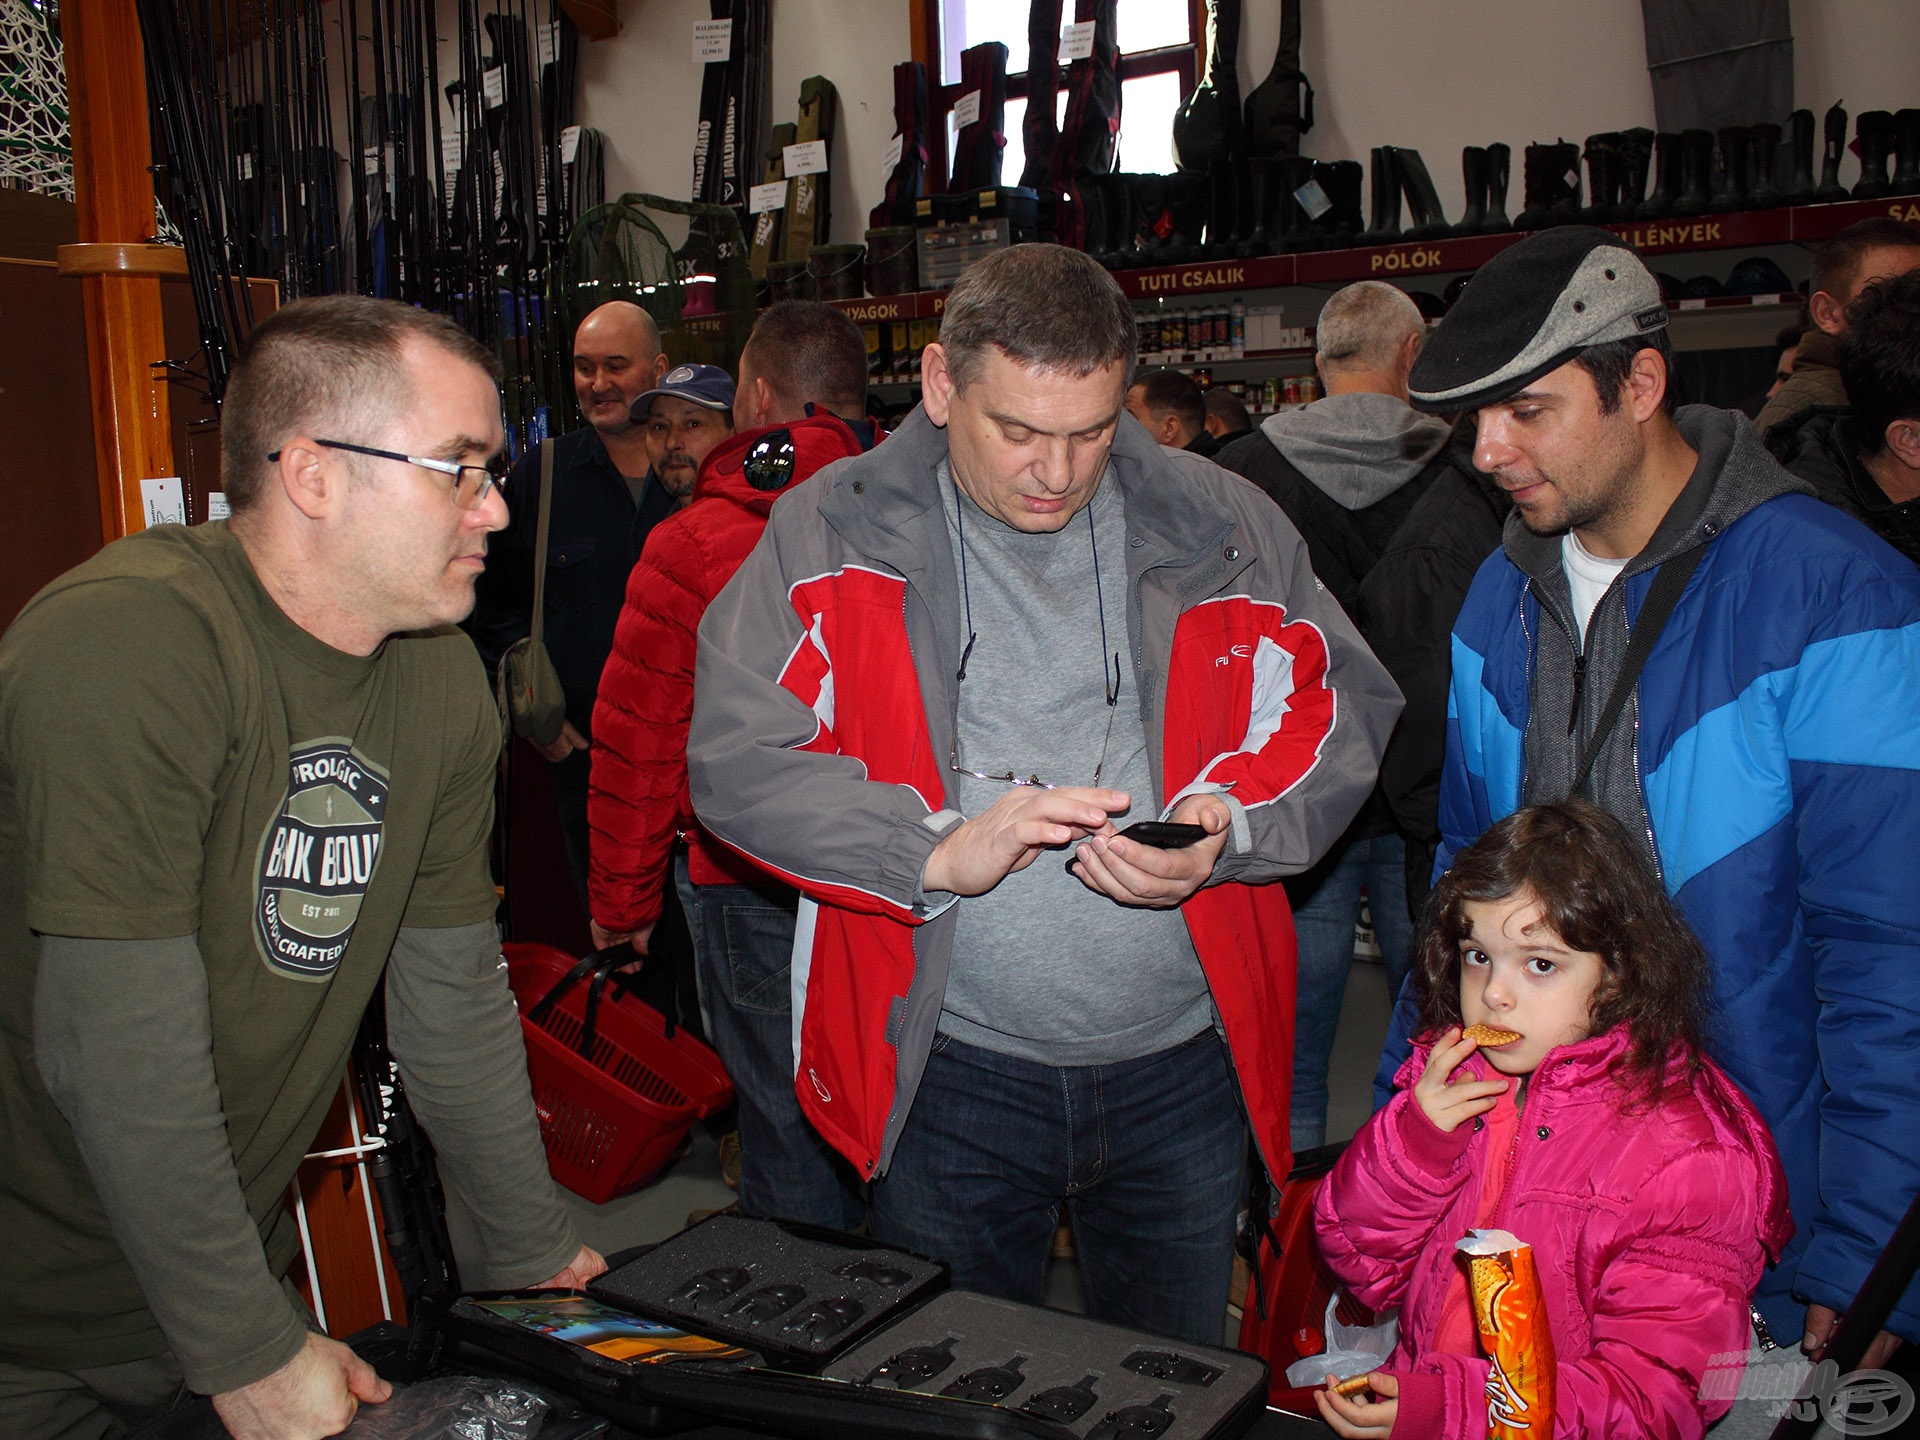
top-left (0, 297), bottom-right (599, 1440)
top-left (689, 247), bottom-right (1401, 1341)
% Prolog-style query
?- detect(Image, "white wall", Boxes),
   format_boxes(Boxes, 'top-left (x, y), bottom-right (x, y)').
top-left (562, 0), bottom-right (1915, 245)
top-left (572, 0), bottom-right (908, 244)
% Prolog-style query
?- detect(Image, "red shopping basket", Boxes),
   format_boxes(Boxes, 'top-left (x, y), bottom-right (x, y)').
top-left (507, 943), bottom-right (733, 1204)
top-left (1238, 1144), bottom-right (1377, 1415)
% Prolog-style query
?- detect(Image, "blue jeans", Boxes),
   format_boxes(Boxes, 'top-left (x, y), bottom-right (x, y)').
top-left (675, 856), bottom-right (866, 1231)
top-left (868, 1029), bottom-right (1246, 1345)
top-left (1285, 831), bottom-right (1414, 1151)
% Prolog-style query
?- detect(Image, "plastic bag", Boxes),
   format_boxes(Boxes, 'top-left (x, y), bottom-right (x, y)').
top-left (1284, 1293), bottom-right (1400, 1388)
top-left (341, 1375), bottom-right (548, 1440)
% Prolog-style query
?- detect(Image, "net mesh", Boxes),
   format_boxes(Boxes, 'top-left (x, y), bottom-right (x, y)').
top-left (0, 0), bottom-right (70, 199)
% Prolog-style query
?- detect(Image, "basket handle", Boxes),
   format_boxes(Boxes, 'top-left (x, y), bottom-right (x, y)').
top-left (528, 947), bottom-right (638, 1059)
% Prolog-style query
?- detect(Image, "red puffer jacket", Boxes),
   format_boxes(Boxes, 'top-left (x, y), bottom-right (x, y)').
top-left (589, 415), bottom-right (867, 933)
top-left (1314, 1027), bottom-right (1793, 1440)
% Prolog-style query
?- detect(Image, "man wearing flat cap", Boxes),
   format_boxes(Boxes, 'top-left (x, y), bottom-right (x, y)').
top-left (1376, 227), bottom-right (1920, 1388)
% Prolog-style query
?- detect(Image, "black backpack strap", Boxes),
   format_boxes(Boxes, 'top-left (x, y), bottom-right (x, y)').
top-left (1570, 544), bottom-right (1707, 796)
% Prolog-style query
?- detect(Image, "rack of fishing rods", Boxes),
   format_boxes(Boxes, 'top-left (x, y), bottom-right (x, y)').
top-left (135, 0), bottom-right (603, 447)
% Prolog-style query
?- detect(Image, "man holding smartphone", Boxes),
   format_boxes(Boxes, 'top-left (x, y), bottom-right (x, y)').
top-left (688, 245), bottom-right (1400, 1341)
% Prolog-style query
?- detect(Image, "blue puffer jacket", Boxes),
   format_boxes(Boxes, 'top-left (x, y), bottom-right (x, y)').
top-left (1381, 406), bottom-right (1920, 1344)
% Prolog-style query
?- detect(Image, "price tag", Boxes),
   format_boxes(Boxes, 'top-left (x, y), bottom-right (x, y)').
top-left (693, 18), bottom-right (732, 62)
top-left (1062, 20), bottom-right (1096, 60)
top-left (537, 20), bottom-right (558, 67)
top-left (881, 133), bottom-right (904, 176)
top-left (441, 131), bottom-right (463, 171)
top-left (750, 181), bottom-right (787, 213)
top-left (206, 492), bottom-right (231, 522)
top-left (483, 67), bottom-right (505, 108)
top-left (363, 145), bottom-right (381, 176)
top-left (561, 125), bottom-right (582, 164)
top-left (783, 139), bottom-right (828, 176)
top-left (237, 152), bottom-right (254, 180)
top-left (1294, 176), bottom-right (1332, 219)
top-left (138, 477), bottom-right (186, 529)
top-left (953, 89), bottom-right (981, 129)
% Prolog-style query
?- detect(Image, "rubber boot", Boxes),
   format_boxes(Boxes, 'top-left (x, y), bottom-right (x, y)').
top-left (1483, 142), bottom-right (1512, 231)
top-left (1457, 147), bottom-right (1488, 236)
top-left (1392, 146), bottom-right (1450, 239)
top-left (1272, 155), bottom-right (1316, 253)
top-left (1853, 110), bottom-right (1895, 199)
top-left (1518, 140), bottom-right (1581, 229)
top-left (1238, 159), bottom-right (1275, 257)
top-left (1361, 147), bottom-right (1401, 243)
top-left (1893, 110), bottom-right (1920, 197)
top-left (1783, 110), bottom-right (1817, 205)
top-left (1324, 159), bottom-right (1365, 247)
top-left (1637, 133), bottom-right (1682, 219)
top-left (1747, 123), bottom-right (1782, 209)
top-left (1815, 102), bottom-right (1849, 203)
top-left (1672, 129), bottom-right (1714, 217)
top-left (1579, 133), bottom-right (1619, 223)
top-left (1157, 170), bottom-right (1209, 263)
top-left (1710, 126), bottom-right (1750, 212)
top-left (1615, 128), bottom-right (1653, 219)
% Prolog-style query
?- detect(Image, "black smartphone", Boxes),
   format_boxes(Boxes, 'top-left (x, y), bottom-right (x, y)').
top-left (1116, 820), bottom-right (1209, 848)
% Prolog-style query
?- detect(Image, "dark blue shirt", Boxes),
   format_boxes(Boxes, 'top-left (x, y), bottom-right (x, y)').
top-left (465, 425), bottom-right (678, 738)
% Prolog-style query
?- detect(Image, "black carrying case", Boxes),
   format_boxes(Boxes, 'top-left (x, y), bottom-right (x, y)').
top-left (409, 1216), bottom-right (1269, 1439)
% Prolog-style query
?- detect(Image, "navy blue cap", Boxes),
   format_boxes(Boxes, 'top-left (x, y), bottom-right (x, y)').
top-left (631, 363), bottom-right (735, 421)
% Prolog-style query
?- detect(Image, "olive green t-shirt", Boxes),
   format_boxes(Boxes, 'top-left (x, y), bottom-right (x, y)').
top-left (0, 522), bottom-right (500, 1369)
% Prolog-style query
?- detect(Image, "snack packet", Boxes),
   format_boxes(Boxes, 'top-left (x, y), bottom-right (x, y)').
top-left (1457, 1228), bottom-right (1556, 1438)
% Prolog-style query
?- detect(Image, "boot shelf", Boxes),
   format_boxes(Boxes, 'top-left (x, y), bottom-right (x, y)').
top-left (778, 193), bottom-right (1916, 322)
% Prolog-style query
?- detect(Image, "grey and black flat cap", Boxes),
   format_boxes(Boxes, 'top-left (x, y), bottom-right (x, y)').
top-left (1408, 226), bottom-right (1668, 413)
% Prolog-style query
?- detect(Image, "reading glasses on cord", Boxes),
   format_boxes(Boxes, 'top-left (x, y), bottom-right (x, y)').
top-left (265, 438), bottom-right (509, 510)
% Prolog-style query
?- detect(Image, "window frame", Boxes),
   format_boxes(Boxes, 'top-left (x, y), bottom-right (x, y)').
top-left (914, 0), bottom-right (1202, 192)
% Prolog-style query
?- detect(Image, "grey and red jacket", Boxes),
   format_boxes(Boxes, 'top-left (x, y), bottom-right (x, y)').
top-left (687, 406), bottom-right (1403, 1179)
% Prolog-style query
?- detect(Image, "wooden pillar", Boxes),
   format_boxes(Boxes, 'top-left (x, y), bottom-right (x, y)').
top-left (60, 0), bottom-right (175, 544)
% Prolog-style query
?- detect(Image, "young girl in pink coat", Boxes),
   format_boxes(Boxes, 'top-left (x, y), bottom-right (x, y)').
top-left (1313, 800), bottom-right (1793, 1439)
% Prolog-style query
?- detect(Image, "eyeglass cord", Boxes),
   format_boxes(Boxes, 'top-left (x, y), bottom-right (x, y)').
top-left (953, 481), bottom-right (1121, 708)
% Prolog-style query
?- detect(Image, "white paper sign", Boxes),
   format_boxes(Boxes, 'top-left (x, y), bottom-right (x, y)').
top-left (1294, 176), bottom-right (1332, 219)
top-left (881, 133), bottom-right (904, 176)
top-left (749, 181), bottom-right (788, 213)
top-left (139, 477), bottom-right (186, 529)
top-left (1062, 20), bottom-right (1097, 60)
top-left (206, 492), bottom-right (231, 522)
top-left (364, 145), bottom-right (381, 176)
top-left (237, 152), bottom-right (254, 180)
top-left (561, 125), bottom-right (582, 164)
top-left (953, 89), bottom-right (982, 129)
top-left (537, 20), bottom-right (558, 67)
top-left (483, 67), bottom-right (505, 109)
top-left (783, 139), bottom-right (829, 176)
top-left (693, 18), bottom-right (732, 62)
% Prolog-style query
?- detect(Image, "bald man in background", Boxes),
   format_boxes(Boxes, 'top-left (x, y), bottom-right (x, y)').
top-left (466, 301), bottom-right (677, 901)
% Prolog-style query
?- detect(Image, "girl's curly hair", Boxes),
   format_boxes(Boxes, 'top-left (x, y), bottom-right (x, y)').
top-left (1413, 799), bottom-right (1712, 1101)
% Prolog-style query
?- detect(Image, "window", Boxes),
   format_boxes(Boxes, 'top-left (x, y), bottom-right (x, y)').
top-left (923, 0), bottom-right (1197, 187)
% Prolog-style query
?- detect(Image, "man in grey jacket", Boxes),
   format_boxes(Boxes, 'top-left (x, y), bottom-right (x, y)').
top-left (688, 246), bottom-right (1400, 1342)
top-left (1215, 280), bottom-right (1464, 1151)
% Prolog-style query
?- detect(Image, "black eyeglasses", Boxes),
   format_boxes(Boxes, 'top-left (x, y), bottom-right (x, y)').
top-left (744, 429), bottom-right (796, 491)
top-left (266, 438), bottom-right (509, 510)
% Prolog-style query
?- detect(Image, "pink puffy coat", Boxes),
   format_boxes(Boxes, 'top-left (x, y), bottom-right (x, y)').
top-left (1314, 1027), bottom-right (1792, 1439)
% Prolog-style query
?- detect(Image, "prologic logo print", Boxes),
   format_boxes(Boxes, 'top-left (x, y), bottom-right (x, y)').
top-left (255, 741), bottom-right (388, 979)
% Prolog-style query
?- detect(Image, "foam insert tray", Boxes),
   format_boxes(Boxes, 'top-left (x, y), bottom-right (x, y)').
top-left (815, 1290), bottom-right (1269, 1440)
top-left (589, 1214), bottom-right (947, 1367)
